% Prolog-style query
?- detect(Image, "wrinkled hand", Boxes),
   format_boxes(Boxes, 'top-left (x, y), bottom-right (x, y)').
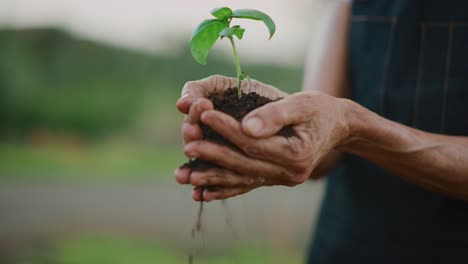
top-left (175, 75), bottom-right (287, 200)
top-left (176, 75), bottom-right (287, 114)
top-left (175, 76), bottom-right (354, 202)
top-left (175, 75), bottom-right (287, 147)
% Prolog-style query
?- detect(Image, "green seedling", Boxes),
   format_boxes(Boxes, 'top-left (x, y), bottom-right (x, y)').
top-left (190, 7), bottom-right (276, 98)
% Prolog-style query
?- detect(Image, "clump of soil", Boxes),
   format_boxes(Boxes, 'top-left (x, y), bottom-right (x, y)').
top-left (181, 87), bottom-right (295, 171)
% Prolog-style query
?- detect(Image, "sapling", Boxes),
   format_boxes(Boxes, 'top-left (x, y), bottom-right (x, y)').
top-left (190, 7), bottom-right (276, 98)
top-left (186, 11), bottom-right (286, 263)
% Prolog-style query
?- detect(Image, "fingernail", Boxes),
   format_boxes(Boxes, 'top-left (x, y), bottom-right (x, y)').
top-left (186, 150), bottom-right (199, 158)
top-left (177, 93), bottom-right (191, 107)
top-left (244, 117), bottom-right (263, 135)
top-left (185, 145), bottom-right (199, 158)
top-left (179, 93), bottom-right (191, 104)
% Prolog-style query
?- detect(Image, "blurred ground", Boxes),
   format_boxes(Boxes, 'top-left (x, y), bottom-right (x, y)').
top-left (0, 181), bottom-right (323, 263)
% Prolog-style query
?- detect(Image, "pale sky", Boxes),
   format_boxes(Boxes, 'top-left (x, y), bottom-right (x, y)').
top-left (0, 0), bottom-right (320, 65)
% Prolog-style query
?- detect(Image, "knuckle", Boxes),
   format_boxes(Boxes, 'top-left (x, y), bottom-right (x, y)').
top-left (301, 91), bottom-right (320, 103)
top-left (214, 190), bottom-right (225, 200)
top-left (241, 160), bottom-right (257, 175)
top-left (213, 112), bottom-right (227, 125)
top-left (245, 176), bottom-right (255, 186)
top-left (280, 168), bottom-right (306, 187)
top-left (208, 74), bottom-right (223, 81)
top-left (236, 160), bottom-right (257, 174)
top-left (296, 174), bottom-right (308, 184)
top-left (190, 173), bottom-right (203, 186)
top-left (182, 122), bottom-right (191, 135)
top-left (284, 181), bottom-right (298, 187)
top-left (268, 106), bottom-right (287, 127)
top-left (242, 143), bottom-right (262, 157)
top-left (287, 175), bottom-right (307, 187)
top-left (207, 75), bottom-right (226, 88)
top-left (208, 170), bottom-right (223, 184)
top-left (182, 81), bottom-right (198, 95)
top-left (294, 159), bottom-right (312, 175)
top-left (284, 138), bottom-right (303, 155)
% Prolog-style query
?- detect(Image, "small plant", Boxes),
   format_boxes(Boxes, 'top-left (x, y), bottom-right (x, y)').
top-left (190, 7), bottom-right (276, 98)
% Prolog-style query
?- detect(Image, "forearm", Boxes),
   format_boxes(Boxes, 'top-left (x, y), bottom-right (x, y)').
top-left (302, 1), bottom-right (351, 178)
top-left (342, 100), bottom-right (468, 200)
top-left (302, 0), bottom-right (350, 97)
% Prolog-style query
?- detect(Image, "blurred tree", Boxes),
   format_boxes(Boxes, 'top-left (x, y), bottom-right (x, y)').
top-left (0, 28), bottom-right (302, 140)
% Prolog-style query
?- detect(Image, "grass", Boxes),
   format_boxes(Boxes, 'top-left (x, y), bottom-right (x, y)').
top-left (14, 235), bottom-right (302, 264)
top-left (0, 143), bottom-right (186, 180)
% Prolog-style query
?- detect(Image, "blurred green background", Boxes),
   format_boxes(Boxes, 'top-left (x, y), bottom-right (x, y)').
top-left (0, 28), bottom-right (302, 179)
top-left (0, 0), bottom-right (325, 263)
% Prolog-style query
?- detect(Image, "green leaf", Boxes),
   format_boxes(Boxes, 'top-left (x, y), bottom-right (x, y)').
top-left (191, 19), bottom-right (217, 37)
top-left (190, 19), bottom-right (227, 65)
top-left (232, 9), bottom-right (276, 39)
top-left (234, 27), bottom-right (245, 40)
top-left (219, 26), bottom-right (245, 40)
top-left (211, 7), bottom-right (233, 20)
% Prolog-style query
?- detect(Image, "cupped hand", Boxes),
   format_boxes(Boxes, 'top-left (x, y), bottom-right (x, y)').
top-left (175, 75), bottom-right (287, 190)
top-left (176, 75), bottom-right (287, 115)
top-left (178, 90), bottom-right (356, 202)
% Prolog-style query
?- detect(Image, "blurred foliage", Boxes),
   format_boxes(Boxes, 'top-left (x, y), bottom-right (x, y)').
top-left (0, 28), bottom-right (303, 140)
top-left (0, 143), bottom-right (185, 179)
top-left (13, 235), bottom-right (302, 264)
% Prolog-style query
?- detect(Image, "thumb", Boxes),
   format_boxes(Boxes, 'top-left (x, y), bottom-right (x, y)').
top-left (241, 93), bottom-right (308, 138)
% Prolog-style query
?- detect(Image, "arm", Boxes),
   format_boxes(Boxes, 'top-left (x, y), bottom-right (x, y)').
top-left (300, 0), bottom-right (468, 196)
top-left (302, 0), bottom-right (351, 178)
top-left (343, 102), bottom-right (468, 200)
top-left (180, 90), bottom-right (468, 202)
top-left (303, 0), bottom-right (350, 97)
top-left (177, 1), bottom-right (468, 202)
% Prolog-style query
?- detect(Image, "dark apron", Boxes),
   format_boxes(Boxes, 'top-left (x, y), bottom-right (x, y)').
top-left (308, 1), bottom-right (468, 263)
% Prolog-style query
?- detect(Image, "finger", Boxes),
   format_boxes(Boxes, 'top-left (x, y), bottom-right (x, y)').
top-left (182, 75), bottom-right (237, 97)
top-left (177, 76), bottom-right (288, 114)
top-left (182, 123), bottom-right (202, 144)
top-left (175, 167), bottom-right (191, 184)
top-left (242, 92), bottom-right (317, 138)
top-left (186, 98), bottom-right (213, 124)
top-left (176, 93), bottom-right (193, 114)
top-left (177, 75), bottom-right (238, 114)
top-left (203, 187), bottom-right (254, 202)
top-left (182, 98), bottom-right (213, 144)
top-left (192, 187), bottom-right (204, 201)
top-left (190, 169), bottom-right (255, 187)
top-left (184, 140), bottom-right (282, 177)
top-left (177, 80), bottom-right (210, 114)
top-left (200, 110), bottom-right (301, 164)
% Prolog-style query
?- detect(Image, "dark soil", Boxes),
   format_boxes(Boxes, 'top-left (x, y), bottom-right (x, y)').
top-left (181, 88), bottom-right (296, 172)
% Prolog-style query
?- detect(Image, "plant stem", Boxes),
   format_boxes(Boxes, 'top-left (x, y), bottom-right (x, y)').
top-left (229, 37), bottom-right (243, 98)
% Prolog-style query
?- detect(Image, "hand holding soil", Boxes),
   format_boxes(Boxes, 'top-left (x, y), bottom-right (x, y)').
top-left (175, 75), bottom-right (355, 202)
top-left (176, 75), bottom-right (287, 115)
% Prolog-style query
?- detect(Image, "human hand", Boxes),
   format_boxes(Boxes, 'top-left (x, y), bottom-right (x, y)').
top-left (179, 91), bottom-right (355, 201)
top-left (176, 75), bottom-right (287, 115)
top-left (175, 75), bottom-right (287, 193)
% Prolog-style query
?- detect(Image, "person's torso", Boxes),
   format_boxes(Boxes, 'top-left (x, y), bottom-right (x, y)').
top-left (309, 1), bottom-right (468, 263)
